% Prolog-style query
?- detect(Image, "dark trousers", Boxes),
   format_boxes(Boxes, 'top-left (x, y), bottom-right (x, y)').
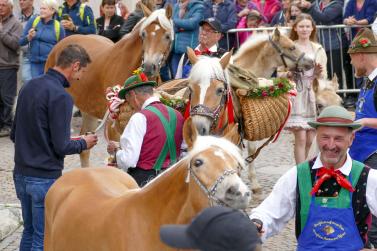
top-left (127, 167), bottom-right (165, 187)
top-left (365, 153), bottom-right (377, 247)
top-left (13, 173), bottom-right (56, 251)
top-left (0, 68), bottom-right (17, 129)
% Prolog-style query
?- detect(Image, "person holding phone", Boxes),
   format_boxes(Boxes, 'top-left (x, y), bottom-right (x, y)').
top-left (57, 0), bottom-right (96, 36)
top-left (96, 0), bottom-right (124, 43)
top-left (287, 2), bottom-right (303, 26)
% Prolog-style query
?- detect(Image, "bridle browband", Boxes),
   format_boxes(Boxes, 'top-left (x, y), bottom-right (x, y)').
top-left (268, 36), bottom-right (305, 69)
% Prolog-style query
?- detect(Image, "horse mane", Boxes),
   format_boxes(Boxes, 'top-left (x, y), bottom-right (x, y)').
top-left (233, 33), bottom-right (270, 61)
top-left (139, 9), bottom-right (174, 38)
top-left (189, 136), bottom-right (245, 169)
top-left (143, 135), bottom-right (245, 188)
top-left (189, 57), bottom-right (230, 90)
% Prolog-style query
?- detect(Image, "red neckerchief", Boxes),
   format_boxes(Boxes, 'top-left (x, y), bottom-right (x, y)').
top-left (310, 167), bottom-right (355, 195)
top-left (194, 48), bottom-right (211, 56)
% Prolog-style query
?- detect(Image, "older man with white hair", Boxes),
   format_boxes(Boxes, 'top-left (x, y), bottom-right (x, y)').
top-left (0, 0), bottom-right (22, 137)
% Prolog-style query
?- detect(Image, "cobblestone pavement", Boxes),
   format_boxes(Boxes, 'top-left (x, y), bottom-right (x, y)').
top-left (0, 117), bottom-right (297, 251)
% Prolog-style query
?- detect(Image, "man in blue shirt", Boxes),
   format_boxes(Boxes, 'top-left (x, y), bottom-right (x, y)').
top-left (57, 0), bottom-right (96, 36)
top-left (11, 44), bottom-right (98, 251)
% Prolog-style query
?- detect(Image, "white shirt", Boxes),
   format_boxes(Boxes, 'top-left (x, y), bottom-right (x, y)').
top-left (249, 153), bottom-right (377, 242)
top-left (175, 44), bottom-right (218, 79)
top-left (116, 96), bottom-right (160, 170)
top-left (368, 67), bottom-right (377, 82)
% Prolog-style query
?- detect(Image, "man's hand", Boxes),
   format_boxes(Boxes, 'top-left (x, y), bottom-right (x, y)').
top-left (27, 28), bottom-right (37, 41)
top-left (107, 140), bottom-right (120, 154)
top-left (82, 134), bottom-right (98, 149)
top-left (61, 19), bottom-right (76, 31)
top-left (251, 218), bottom-right (264, 236)
top-left (300, 0), bottom-right (311, 9)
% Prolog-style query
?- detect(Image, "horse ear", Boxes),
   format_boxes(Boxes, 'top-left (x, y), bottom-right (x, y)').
top-left (187, 47), bottom-right (199, 65)
top-left (272, 28), bottom-right (281, 41)
top-left (183, 117), bottom-right (198, 150)
top-left (312, 78), bottom-right (319, 94)
top-left (223, 123), bottom-right (241, 145)
top-left (331, 73), bottom-right (339, 92)
top-left (165, 4), bottom-right (173, 19)
top-left (219, 49), bottom-right (233, 70)
top-left (140, 2), bottom-right (152, 17)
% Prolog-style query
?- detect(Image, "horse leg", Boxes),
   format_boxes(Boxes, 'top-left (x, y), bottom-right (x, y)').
top-left (246, 141), bottom-right (262, 195)
top-left (80, 112), bottom-right (98, 167)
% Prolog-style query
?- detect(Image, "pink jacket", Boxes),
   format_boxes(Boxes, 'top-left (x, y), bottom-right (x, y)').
top-left (236, 16), bottom-right (252, 45)
top-left (251, 0), bottom-right (281, 23)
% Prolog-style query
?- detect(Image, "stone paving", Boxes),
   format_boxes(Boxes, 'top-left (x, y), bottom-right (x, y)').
top-left (0, 117), bottom-right (297, 251)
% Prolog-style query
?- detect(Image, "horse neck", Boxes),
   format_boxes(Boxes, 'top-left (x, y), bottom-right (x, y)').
top-left (104, 28), bottom-right (143, 77)
top-left (233, 41), bottom-right (279, 78)
top-left (125, 160), bottom-right (209, 224)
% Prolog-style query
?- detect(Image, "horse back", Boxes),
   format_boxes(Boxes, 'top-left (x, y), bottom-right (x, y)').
top-left (44, 167), bottom-right (139, 251)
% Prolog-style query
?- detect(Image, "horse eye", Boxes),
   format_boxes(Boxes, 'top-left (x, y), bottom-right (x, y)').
top-left (216, 88), bottom-right (224, 96)
top-left (165, 34), bottom-right (171, 40)
top-left (289, 46), bottom-right (296, 51)
top-left (194, 159), bottom-right (203, 167)
top-left (141, 31), bottom-right (146, 39)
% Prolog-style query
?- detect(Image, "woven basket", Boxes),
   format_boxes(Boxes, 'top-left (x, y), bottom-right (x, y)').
top-left (237, 90), bottom-right (290, 141)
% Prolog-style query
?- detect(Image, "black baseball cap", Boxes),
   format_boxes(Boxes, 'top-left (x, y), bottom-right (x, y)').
top-left (199, 18), bottom-right (222, 33)
top-left (160, 206), bottom-right (261, 251)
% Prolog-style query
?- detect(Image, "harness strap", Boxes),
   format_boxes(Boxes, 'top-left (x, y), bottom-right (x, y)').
top-left (145, 106), bottom-right (177, 171)
top-left (32, 16), bottom-right (61, 41)
top-left (297, 160), bottom-right (364, 232)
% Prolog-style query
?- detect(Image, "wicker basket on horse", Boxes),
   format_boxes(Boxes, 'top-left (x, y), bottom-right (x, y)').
top-left (236, 89), bottom-right (290, 141)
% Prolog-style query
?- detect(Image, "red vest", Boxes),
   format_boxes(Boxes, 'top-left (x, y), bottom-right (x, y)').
top-left (136, 102), bottom-right (184, 170)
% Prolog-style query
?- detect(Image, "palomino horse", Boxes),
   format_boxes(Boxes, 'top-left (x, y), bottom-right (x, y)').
top-left (182, 29), bottom-right (314, 194)
top-left (45, 5), bottom-right (173, 166)
top-left (44, 119), bottom-right (251, 251)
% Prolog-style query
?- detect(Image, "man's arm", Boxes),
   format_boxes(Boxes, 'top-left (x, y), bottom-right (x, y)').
top-left (366, 169), bottom-right (377, 217)
top-left (0, 20), bottom-right (22, 51)
top-left (116, 113), bottom-right (147, 170)
top-left (356, 118), bottom-right (377, 129)
top-left (250, 166), bottom-right (297, 241)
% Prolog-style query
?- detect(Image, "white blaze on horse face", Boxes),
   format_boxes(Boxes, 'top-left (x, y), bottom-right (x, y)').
top-left (154, 25), bottom-right (160, 31)
top-left (214, 149), bottom-right (227, 160)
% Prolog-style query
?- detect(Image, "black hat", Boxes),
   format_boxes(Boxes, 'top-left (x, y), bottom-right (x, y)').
top-left (199, 18), bottom-right (222, 33)
top-left (160, 206), bottom-right (261, 251)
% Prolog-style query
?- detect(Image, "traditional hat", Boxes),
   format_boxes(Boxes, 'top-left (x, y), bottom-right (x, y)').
top-left (348, 28), bottom-right (377, 54)
top-left (118, 68), bottom-right (157, 99)
top-left (308, 105), bottom-right (361, 130)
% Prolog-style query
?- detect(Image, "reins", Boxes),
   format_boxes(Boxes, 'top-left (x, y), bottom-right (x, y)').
top-left (268, 36), bottom-right (305, 69)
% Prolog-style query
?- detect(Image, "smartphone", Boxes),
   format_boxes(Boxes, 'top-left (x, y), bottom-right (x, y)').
top-left (61, 14), bottom-right (70, 20)
top-left (290, 15), bottom-right (296, 21)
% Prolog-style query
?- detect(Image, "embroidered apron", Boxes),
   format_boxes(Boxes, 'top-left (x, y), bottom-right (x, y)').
top-left (297, 161), bottom-right (364, 251)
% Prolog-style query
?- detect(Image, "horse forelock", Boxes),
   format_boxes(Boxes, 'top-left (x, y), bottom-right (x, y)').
top-left (139, 9), bottom-right (174, 39)
top-left (189, 57), bottom-right (229, 103)
top-left (233, 34), bottom-right (269, 60)
top-left (189, 136), bottom-right (245, 170)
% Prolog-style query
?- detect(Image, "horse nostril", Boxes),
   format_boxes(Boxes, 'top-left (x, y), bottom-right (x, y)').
top-left (245, 191), bottom-right (251, 197)
top-left (199, 127), bottom-right (206, 135)
top-left (226, 186), bottom-right (240, 196)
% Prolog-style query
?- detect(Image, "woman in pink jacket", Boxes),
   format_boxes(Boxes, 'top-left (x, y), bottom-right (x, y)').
top-left (251, 0), bottom-right (281, 23)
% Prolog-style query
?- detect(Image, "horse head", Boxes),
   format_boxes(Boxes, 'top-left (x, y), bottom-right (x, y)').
top-left (186, 48), bottom-right (233, 135)
top-left (233, 28), bottom-right (314, 77)
top-left (313, 74), bottom-right (343, 113)
top-left (269, 28), bottom-right (314, 71)
top-left (138, 4), bottom-right (173, 77)
top-left (183, 118), bottom-right (250, 209)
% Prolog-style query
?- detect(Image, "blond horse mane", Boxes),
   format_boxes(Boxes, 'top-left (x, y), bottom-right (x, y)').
top-left (232, 34), bottom-right (270, 61)
top-left (139, 8), bottom-right (174, 38)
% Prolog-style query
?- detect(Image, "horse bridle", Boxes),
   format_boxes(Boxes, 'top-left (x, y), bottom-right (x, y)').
top-left (187, 161), bottom-right (240, 207)
top-left (189, 79), bottom-right (229, 132)
top-left (269, 36), bottom-right (305, 69)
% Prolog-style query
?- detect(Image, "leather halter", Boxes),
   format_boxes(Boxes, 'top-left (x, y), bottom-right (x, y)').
top-left (187, 161), bottom-right (241, 207)
top-left (269, 36), bottom-right (305, 69)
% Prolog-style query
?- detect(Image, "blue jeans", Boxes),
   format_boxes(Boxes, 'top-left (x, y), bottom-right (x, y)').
top-left (21, 56), bottom-right (32, 85)
top-left (13, 173), bottom-right (56, 251)
top-left (30, 62), bottom-right (45, 78)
